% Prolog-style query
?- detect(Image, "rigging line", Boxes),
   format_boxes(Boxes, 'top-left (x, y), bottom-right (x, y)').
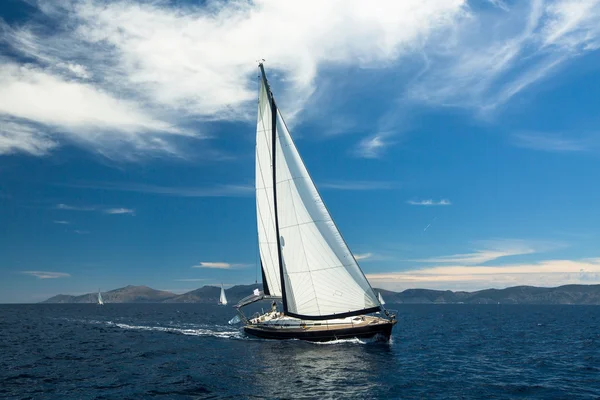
top-left (276, 113), bottom-right (321, 316)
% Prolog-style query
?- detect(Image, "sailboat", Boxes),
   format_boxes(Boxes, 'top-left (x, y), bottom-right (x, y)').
top-left (234, 63), bottom-right (396, 342)
top-left (97, 289), bottom-right (104, 305)
top-left (218, 284), bottom-right (228, 306)
top-left (378, 292), bottom-right (386, 305)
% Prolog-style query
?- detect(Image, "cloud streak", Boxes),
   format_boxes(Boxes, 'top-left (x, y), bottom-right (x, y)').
top-left (0, 0), bottom-right (467, 158)
top-left (21, 271), bottom-right (70, 279)
top-left (191, 262), bottom-right (249, 269)
top-left (407, 199), bottom-right (451, 206)
top-left (415, 239), bottom-right (559, 264)
top-left (56, 203), bottom-right (135, 215)
top-left (511, 132), bottom-right (593, 152)
top-left (104, 208), bottom-right (135, 215)
top-left (366, 258), bottom-right (600, 291)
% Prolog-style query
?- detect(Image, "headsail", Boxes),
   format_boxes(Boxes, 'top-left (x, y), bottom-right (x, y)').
top-left (256, 64), bottom-right (380, 320)
top-left (219, 284), bottom-right (228, 306)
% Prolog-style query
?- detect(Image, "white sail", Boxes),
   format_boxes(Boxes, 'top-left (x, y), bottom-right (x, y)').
top-left (255, 77), bottom-right (282, 297)
top-left (219, 285), bottom-right (228, 306)
top-left (378, 292), bottom-right (386, 305)
top-left (98, 289), bottom-right (104, 305)
top-left (272, 110), bottom-right (379, 319)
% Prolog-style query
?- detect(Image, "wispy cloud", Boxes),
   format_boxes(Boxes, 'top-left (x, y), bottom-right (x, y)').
top-left (53, 220), bottom-right (70, 225)
top-left (174, 278), bottom-right (207, 282)
top-left (511, 132), bottom-right (591, 152)
top-left (407, 199), bottom-right (451, 206)
top-left (319, 181), bottom-right (397, 191)
top-left (104, 208), bottom-right (135, 215)
top-left (56, 203), bottom-right (96, 211)
top-left (191, 262), bottom-right (249, 269)
top-left (21, 271), bottom-right (70, 279)
top-left (414, 239), bottom-right (561, 265)
top-left (0, 0), bottom-right (466, 158)
top-left (366, 258), bottom-right (600, 291)
top-left (408, 0), bottom-right (600, 111)
top-left (354, 253), bottom-right (373, 261)
top-left (73, 230), bottom-right (90, 235)
top-left (56, 203), bottom-right (134, 214)
top-left (63, 182), bottom-right (253, 198)
top-left (354, 134), bottom-right (394, 159)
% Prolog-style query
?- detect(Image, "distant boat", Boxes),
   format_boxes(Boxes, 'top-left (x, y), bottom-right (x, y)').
top-left (234, 63), bottom-right (396, 342)
top-left (218, 284), bottom-right (228, 306)
top-left (378, 292), bottom-right (386, 305)
top-left (98, 289), bottom-right (104, 305)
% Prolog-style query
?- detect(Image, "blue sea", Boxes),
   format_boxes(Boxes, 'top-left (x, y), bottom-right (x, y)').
top-left (1, 304), bottom-right (599, 399)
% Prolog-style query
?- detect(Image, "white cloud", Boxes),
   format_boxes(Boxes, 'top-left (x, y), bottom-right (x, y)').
top-left (0, 118), bottom-right (56, 156)
top-left (407, 0), bottom-right (600, 110)
top-left (191, 262), bottom-right (249, 269)
top-left (1, 0), bottom-right (467, 158)
top-left (53, 220), bottom-right (70, 224)
top-left (63, 182), bottom-right (253, 197)
top-left (104, 208), bottom-right (135, 215)
top-left (414, 239), bottom-right (556, 264)
top-left (0, 62), bottom-right (184, 158)
top-left (22, 271), bottom-right (71, 279)
top-left (56, 203), bottom-right (134, 215)
top-left (366, 258), bottom-right (600, 291)
top-left (56, 203), bottom-right (96, 211)
top-left (511, 132), bottom-right (591, 152)
top-left (319, 181), bottom-right (397, 191)
top-left (354, 253), bottom-right (373, 261)
top-left (407, 199), bottom-right (451, 206)
top-left (74, 230), bottom-right (90, 234)
top-left (2, 0), bottom-right (598, 159)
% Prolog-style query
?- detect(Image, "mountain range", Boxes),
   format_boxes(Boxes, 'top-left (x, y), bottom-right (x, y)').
top-left (41, 284), bottom-right (600, 305)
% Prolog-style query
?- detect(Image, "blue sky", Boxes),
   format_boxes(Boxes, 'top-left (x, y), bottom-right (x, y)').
top-left (1, 0), bottom-right (600, 303)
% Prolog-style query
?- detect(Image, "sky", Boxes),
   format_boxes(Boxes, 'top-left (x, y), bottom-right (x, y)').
top-left (1, 0), bottom-right (600, 303)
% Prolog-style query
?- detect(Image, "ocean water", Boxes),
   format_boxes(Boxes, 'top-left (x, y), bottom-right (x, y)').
top-left (1, 304), bottom-right (599, 399)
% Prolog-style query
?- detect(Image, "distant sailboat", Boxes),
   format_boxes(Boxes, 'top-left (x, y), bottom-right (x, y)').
top-left (218, 284), bottom-right (228, 306)
top-left (98, 289), bottom-right (104, 305)
top-left (378, 292), bottom-right (386, 305)
top-left (234, 63), bottom-right (396, 342)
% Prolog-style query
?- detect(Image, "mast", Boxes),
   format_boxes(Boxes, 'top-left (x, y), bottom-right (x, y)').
top-left (258, 62), bottom-right (287, 313)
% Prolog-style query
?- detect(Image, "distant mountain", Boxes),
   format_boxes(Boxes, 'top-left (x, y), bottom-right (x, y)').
top-left (42, 285), bottom-right (177, 304)
top-left (376, 285), bottom-right (600, 305)
top-left (42, 284), bottom-right (600, 305)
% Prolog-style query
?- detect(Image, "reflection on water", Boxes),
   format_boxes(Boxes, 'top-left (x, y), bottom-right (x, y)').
top-left (248, 340), bottom-right (396, 399)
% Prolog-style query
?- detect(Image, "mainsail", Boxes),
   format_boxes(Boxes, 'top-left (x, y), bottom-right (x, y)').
top-left (255, 64), bottom-right (380, 320)
top-left (219, 285), bottom-right (228, 306)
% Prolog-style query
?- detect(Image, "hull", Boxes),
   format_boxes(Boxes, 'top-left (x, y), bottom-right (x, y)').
top-left (244, 319), bottom-right (395, 342)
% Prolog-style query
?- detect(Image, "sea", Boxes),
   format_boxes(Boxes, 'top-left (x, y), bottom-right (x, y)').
top-left (1, 303), bottom-right (599, 399)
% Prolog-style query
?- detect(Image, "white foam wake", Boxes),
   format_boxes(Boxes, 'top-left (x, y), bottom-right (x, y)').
top-left (106, 321), bottom-right (243, 339)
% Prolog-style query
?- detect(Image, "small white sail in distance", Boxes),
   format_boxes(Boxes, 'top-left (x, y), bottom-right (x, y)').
top-left (378, 292), bottom-right (386, 305)
top-left (98, 289), bottom-right (104, 305)
top-left (219, 284), bottom-right (228, 306)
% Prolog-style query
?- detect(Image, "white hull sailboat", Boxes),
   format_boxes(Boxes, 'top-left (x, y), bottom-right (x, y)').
top-left (98, 289), bottom-right (104, 305)
top-left (218, 284), bottom-right (228, 306)
top-left (235, 63), bottom-right (396, 342)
